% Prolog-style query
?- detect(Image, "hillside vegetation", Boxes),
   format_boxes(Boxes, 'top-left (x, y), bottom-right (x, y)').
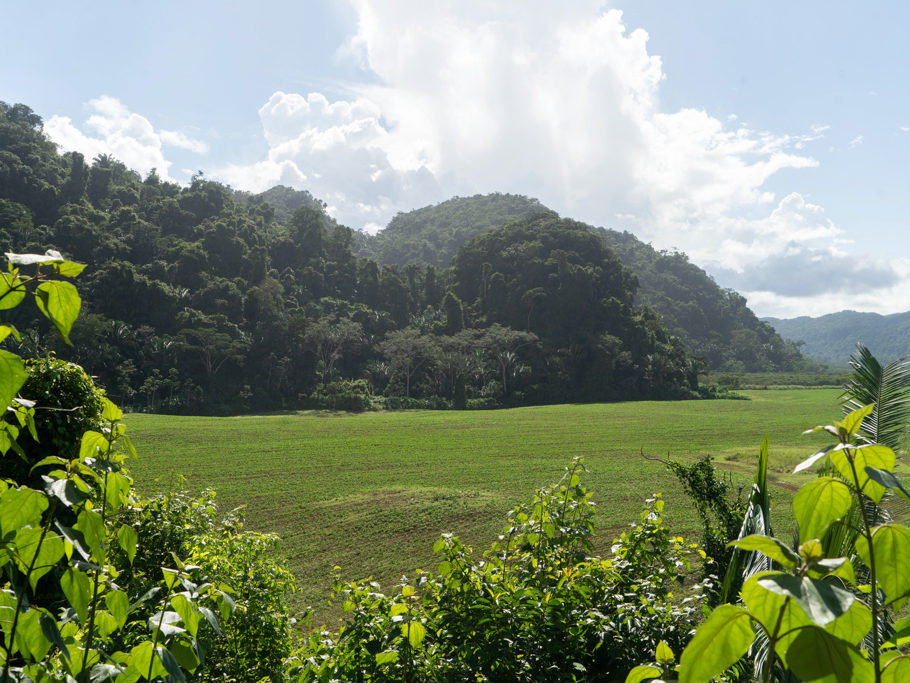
top-left (0, 101), bottom-right (712, 414)
top-left (360, 194), bottom-right (812, 373)
top-left (766, 309), bottom-right (910, 365)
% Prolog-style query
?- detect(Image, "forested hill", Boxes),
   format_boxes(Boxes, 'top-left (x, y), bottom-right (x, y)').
top-left (356, 193), bottom-right (544, 267)
top-left (765, 310), bottom-right (910, 366)
top-left (0, 101), bottom-right (711, 414)
top-left (362, 194), bottom-right (808, 373)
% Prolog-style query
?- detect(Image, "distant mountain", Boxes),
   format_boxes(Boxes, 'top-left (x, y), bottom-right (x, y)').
top-left (765, 311), bottom-right (910, 366)
top-left (362, 194), bottom-right (809, 372)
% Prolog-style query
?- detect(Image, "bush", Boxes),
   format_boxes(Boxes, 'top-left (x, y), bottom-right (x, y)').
top-left (0, 355), bottom-right (106, 484)
top-left (289, 460), bottom-right (711, 681)
top-left (308, 379), bottom-right (374, 412)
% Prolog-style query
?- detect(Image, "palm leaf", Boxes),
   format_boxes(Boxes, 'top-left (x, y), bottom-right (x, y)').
top-left (841, 343), bottom-right (910, 452)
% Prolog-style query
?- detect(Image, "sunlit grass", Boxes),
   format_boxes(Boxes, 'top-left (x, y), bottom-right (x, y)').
top-left (126, 389), bottom-right (839, 619)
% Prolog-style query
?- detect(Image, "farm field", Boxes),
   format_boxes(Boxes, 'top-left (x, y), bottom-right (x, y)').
top-left (126, 388), bottom-right (842, 619)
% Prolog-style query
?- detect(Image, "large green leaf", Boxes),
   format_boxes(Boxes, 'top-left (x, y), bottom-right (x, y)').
top-left (678, 604), bottom-right (753, 683)
top-left (61, 567), bottom-right (92, 622)
top-left (741, 573), bottom-right (809, 656)
top-left (13, 608), bottom-right (52, 662)
top-left (784, 626), bottom-right (873, 682)
top-left (825, 599), bottom-right (872, 646)
top-left (729, 535), bottom-right (799, 570)
top-left (0, 350), bottom-right (27, 413)
top-left (34, 280), bottom-right (80, 344)
top-left (856, 524), bottom-right (910, 606)
top-left (830, 444), bottom-right (894, 503)
top-left (757, 574), bottom-right (854, 626)
top-left (0, 273), bottom-right (25, 311)
top-left (14, 527), bottom-right (65, 592)
top-left (0, 486), bottom-right (47, 539)
top-left (74, 509), bottom-right (105, 562)
top-left (794, 477), bottom-right (853, 543)
top-left (625, 665), bottom-right (663, 683)
top-left (883, 655), bottom-right (910, 683)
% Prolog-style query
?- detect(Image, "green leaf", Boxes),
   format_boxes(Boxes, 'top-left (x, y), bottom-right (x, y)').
top-left (376, 651), bottom-right (399, 665)
top-left (825, 599), bottom-right (872, 646)
top-left (0, 486), bottom-right (47, 539)
top-left (794, 444), bottom-right (836, 473)
top-left (856, 524), bottom-right (910, 605)
top-left (784, 626), bottom-right (874, 682)
top-left (171, 594), bottom-right (202, 639)
top-left (106, 590), bottom-right (129, 629)
top-left (830, 444), bottom-right (895, 503)
top-left (105, 472), bottom-right (130, 513)
top-left (79, 431), bottom-right (109, 461)
top-left (655, 640), bottom-right (675, 665)
top-left (0, 273), bottom-right (25, 311)
top-left (0, 350), bottom-right (27, 413)
top-left (840, 403), bottom-right (875, 438)
top-left (117, 525), bottom-right (138, 565)
top-left (129, 641), bottom-right (166, 680)
top-left (678, 604), bottom-right (753, 683)
top-left (61, 567), bottom-right (93, 622)
top-left (0, 325), bottom-right (20, 343)
top-left (403, 620), bottom-right (426, 649)
top-left (864, 467), bottom-right (910, 504)
top-left (757, 574), bottom-right (854, 626)
top-left (74, 509), bottom-right (105, 562)
top-left (728, 535), bottom-right (800, 570)
top-left (35, 280), bottom-right (80, 344)
top-left (625, 665), bottom-right (663, 683)
top-left (169, 637), bottom-right (200, 673)
top-left (741, 573), bottom-right (809, 655)
top-left (52, 260), bottom-right (86, 278)
top-left (101, 398), bottom-right (123, 423)
top-left (93, 610), bottom-right (119, 639)
top-left (162, 568), bottom-right (181, 590)
top-left (14, 608), bottom-right (52, 661)
top-left (157, 645), bottom-right (186, 683)
top-left (883, 655), bottom-right (910, 683)
top-left (794, 477), bottom-right (853, 543)
top-left (15, 527), bottom-right (65, 592)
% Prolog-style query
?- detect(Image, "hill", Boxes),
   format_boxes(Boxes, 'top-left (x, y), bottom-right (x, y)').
top-left (0, 101), bottom-right (704, 413)
top-left (356, 193), bottom-right (544, 266)
top-left (765, 310), bottom-right (910, 365)
top-left (363, 194), bottom-right (809, 372)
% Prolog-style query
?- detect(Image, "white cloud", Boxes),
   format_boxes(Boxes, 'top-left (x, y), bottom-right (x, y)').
top-left (900, 126), bottom-right (909, 133)
top-left (45, 96), bottom-right (206, 181)
top-left (208, 2), bottom-right (901, 316)
top-left (849, 134), bottom-right (864, 148)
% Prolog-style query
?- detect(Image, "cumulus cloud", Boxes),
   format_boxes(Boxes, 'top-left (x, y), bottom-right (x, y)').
top-left (45, 96), bottom-right (206, 180)
top-left (47, 5), bottom-right (904, 315)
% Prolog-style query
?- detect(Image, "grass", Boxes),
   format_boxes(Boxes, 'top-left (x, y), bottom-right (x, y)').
top-left (126, 389), bottom-right (841, 620)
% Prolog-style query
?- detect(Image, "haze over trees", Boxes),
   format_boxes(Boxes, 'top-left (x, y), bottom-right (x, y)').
top-left (0, 101), bottom-right (814, 414)
top-left (766, 310), bottom-right (910, 366)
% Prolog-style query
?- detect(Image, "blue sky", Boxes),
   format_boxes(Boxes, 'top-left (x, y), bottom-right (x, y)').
top-left (4, 1), bottom-right (908, 318)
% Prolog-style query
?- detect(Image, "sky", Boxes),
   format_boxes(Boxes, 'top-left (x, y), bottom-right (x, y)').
top-left (3, 0), bottom-right (908, 319)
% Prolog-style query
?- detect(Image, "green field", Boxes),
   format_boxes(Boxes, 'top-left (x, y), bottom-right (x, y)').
top-left (126, 389), bottom-right (842, 618)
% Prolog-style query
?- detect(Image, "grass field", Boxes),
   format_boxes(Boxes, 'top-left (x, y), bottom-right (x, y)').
top-left (126, 389), bottom-right (842, 619)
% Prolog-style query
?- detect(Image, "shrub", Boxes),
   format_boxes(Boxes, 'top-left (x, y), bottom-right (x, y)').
top-left (0, 355), bottom-right (106, 485)
top-left (289, 460), bottom-right (712, 681)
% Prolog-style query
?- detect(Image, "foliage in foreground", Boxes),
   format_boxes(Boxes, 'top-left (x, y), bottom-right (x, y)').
top-left (0, 251), bottom-right (295, 681)
top-left (288, 459), bottom-right (712, 681)
top-left (629, 401), bottom-right (910, 683)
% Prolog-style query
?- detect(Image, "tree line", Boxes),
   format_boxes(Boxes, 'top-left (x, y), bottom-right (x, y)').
top-left (0, 101), bottom-right (714, 414)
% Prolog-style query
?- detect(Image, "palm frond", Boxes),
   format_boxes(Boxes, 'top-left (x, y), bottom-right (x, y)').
top-left (841, 343), bottom-right (910, 452)
top-left (719, 436), bottom-right (772, 604)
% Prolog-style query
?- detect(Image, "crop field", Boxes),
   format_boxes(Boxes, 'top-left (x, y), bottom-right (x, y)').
top-left (126, 389), bottom-right (843, 619)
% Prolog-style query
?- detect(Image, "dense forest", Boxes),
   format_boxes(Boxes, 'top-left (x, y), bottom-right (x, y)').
top-left (766, 310), bottom-right (910, 366)
top-left (358, 194), bottom-right (811, 373)
top-left (0, 101), bottom-right (817, 415)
